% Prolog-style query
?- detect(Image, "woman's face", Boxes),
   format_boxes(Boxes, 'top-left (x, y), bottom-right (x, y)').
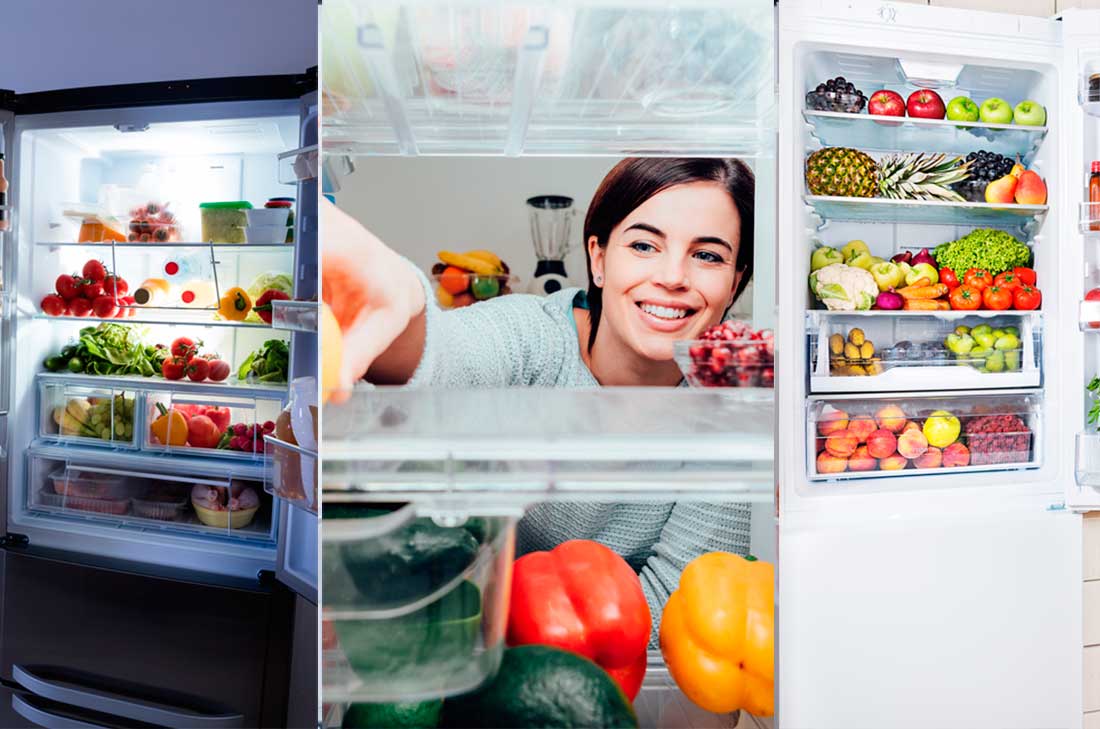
top-left (589, 181), bottom-right (742, 362)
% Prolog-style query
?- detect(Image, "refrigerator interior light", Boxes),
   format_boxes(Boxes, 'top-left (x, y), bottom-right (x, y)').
top-left (895, 58), bottom-right (964, 89)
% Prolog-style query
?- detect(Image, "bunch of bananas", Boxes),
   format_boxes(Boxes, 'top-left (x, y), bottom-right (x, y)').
top-left (431, 249), bottom-right (512, 309)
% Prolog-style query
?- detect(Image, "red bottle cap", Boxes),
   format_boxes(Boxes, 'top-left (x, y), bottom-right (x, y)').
top-left (1092, 161), bottom-right (1100, 173)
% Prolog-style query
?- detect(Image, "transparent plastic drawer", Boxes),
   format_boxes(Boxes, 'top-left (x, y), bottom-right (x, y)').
top-left (144, 393), bottom-right (281, 460)
top-left (322, 503), bottom-right (515, 703)
top-left (806, 312), bottom-right (1041, 393)
top-left (26, 454), bottom-right (276, 544)
top-left (807, 393), bottom-right (1041, 482)
top-left (39, 382), bottom-right (139, 449)
top-left (265, 435), bottom-right (317, 514)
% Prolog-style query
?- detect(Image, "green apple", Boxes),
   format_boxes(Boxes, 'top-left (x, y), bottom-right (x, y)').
top-left (979, 97), bottom-right (1013, 124)
top-left (841, 239), bottom-right (871, 262)
top-left (970, 346), bottom-right (992, 360)
top-left (984, 350), bottom-right (1006, 372)
top-left (945, 333), bottom-right (975, 355)
top-left (973, 331), bottom-right (996, 349)
top-left (870, 261), bottom-right (905, 291)
top-left (1004, 350), bottom-right (1021, 371)
top-left (905, 262), bottom-right (939, 285)
top-left (994, 333), bottom-right (1020, 350)
top-left (954, 325), bottom-right (971, 336)
top-left (810, 246), bottom-right (843, 272)
top-left (848, 251), bottom-right (876, 271)
top-left (1013, 100), bottom-right (1046, 127)
top-left (946, 96), bottom-right (980, 122)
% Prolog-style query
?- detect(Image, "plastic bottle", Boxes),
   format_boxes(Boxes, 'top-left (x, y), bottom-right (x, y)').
top-left (0, 152), bottom-right (8, 232)
top-left (1090, 161), bottom-right (1100, 232)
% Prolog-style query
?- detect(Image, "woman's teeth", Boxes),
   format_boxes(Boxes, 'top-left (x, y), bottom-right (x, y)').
top-left (640, 303), bottom-right (690, 320)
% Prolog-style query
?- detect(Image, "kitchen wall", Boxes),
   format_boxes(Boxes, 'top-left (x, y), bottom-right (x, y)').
top-left (895, 0), bottom-right (1099, 12)
top-left (0, 0), bottom-right (317, 93)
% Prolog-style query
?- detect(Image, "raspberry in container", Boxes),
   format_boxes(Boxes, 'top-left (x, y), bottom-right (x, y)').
top-left (674, 319), bottom-right (774, 387)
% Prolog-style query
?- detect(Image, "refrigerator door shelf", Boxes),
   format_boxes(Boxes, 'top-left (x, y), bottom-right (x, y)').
top-left (1079, 202), bottom-right (1100, 236)
top-left (322, 387), bottom-right (774, 508)
top-left (1079, 300), bottom-right (1100, 332)
top-left (806, 310), bottom-right (1041, 394)
top-left (264, 435), bottom-right (317, 515)
top-left (1074, 433), bottom-right (1100, 494)
top-left (807, 391), bottom-right (1043, 484)
top-left (803, 109), bottom-right (1047, 161)
top-left (322, 0), bottom-right (775, 156)
top-left (1079, 70), bottom-right (1100, 116)
top-left (270, 299), bottom-right (318, 333)
top-left (805, 195), bottom-right (1047, 229)
top-left (277, 144), bottom-right (319, 184)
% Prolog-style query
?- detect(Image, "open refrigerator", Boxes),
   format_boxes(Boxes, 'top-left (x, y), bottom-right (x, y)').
top-left (777, 2), bottom-right (1097, 727)
top-left (0, 73), bottom-right (319, 727)
top-left (320, 0), bottom-right (777, 726)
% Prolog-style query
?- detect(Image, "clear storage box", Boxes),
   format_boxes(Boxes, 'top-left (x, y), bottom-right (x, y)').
top-left (265, 435), bottom-right (317, 514)
top-left (322, 503), bottom-right (515, 703)
top-left (143, 393), bottom-right (281, 460)
top-left (39, 383), bottom-right (139, 449)
top-left (674, 338), bottom-right (775, 388)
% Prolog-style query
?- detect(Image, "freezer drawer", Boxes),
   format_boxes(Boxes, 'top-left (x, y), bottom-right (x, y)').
top-left (0, 549), bottom-right (283, 727)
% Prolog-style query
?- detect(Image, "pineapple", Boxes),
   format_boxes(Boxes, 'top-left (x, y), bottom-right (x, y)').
top-left (806, 147), bottom-right (971, 202)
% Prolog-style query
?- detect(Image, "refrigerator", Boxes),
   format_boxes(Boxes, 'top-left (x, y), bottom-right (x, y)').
top-left (0, 72), bottom-right (319, 727)
top-left (776, 2), bottom-right (1097, 727)
top-left (319, 0), bottom-right (777, 727)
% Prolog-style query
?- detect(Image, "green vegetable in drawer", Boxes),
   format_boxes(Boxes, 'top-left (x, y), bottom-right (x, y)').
top-left (343, 701), bottom-right (442, 729)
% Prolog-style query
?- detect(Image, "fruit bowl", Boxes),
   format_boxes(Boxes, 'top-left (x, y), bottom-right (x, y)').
top-left (674, 338), bottom-right (774, 388)
top-left (432, 272), bottom-right (516, 309)
top-left (805, 90), bottom-right (866, 114)
top-left (192, 501), bottom-right (258, 529)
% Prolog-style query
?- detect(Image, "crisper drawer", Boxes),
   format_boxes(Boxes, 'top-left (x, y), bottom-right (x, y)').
top-left (807, 393), bottom-right (1042, 482)
top-left (39, 382), bottom-right (139, 450)
top-left (0, 549), bottom-right (277, 727)
top-left (144, 393), bottom-right (282, 461)
top-left (806, 311), bottom-right (1041, 394)
top-left (26, 452), bottom-right (275, 546)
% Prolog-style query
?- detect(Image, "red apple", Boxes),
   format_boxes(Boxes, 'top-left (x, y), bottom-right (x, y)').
top-left (1086, 288), bottom-right (1100, 329)
top-left (943, 442), bottom-right (971, 468)
top-left (868, 89), bottom-right (905, 117)
top-left (866, 428), bottom-right (898, 459)
top-left (906, 88), bottom-right (946, 119)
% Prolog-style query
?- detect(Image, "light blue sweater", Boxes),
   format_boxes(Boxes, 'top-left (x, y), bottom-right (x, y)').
top-left (409, 282), bottom-right (752, 645)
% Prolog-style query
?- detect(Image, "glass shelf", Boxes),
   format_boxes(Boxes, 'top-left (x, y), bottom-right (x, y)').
top-left (805, 196), bottom-right (1047, 227)
top-left (803, 110), bottom-right (1047, 160)
top-left (271, 300), bottom-right (318, 333)
top-left (1075, 432), bottom-right (1100, 488)
top-left (37, 371), bottom-right (287, 398)
top-left (321, 0), bottom-right (776, 156)
top-left (278, 144), bottom-right (319, 184)
top-left (35, 241), bottom-right (294, 253)
top-left (33, 313), bottom-right (272, 329)
top-left (1079, 300), bottom-right (1100, 331)
top-left (322, 387), bottom-right (774, 506)
top-left (807, 309), bottom-right (1039, 320)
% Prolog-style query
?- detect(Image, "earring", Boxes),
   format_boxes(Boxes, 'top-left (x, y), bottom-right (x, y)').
top-left (594, 274), bottom-right (603, 286)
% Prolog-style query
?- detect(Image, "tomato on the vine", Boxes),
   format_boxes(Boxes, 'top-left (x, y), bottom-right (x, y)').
top-left (82, 260), bottom-right (107, 283)
top-left (963, 268), bottom-right (992, 291)
top-left (949, 285), bottom-right (982, 310)
top-left (41, 294), bottom-right (67, 317)
top-left (1013, 285), bottom-right (1042, 310)
top-left (55, 275), bottom-right (80, 300)
top-left (982, 285), bottom-right (1012, 310)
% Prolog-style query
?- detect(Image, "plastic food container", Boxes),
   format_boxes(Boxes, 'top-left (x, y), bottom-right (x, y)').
top-left (193, 502), bottom-right (257, 529)
top-left (265, 198), bottom-right (294, 243)
top-left (132, 495), bottom-right (189, 521)
top-left (39, 488), bottom-right (129, 516)
top-left (431, 272), bottom-right (515, 309)
top-left (242, 225), bottom-right (292, 244)
top-left (322, 505), bottom-right (516, 702)
top-left (674, 339), bottom-right (775, 388)
top-left (199, 201), bottom-right (252, 244)
top-left (245, 208), bottom-right (290, 227)
top-left (49, 468), bottom-right (130, 500)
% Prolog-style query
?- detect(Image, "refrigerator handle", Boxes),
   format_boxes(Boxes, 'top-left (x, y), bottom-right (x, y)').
top-left (11, 694), bottom-right (108, 728)
top-left (13, 666), bottom-right (245, 728)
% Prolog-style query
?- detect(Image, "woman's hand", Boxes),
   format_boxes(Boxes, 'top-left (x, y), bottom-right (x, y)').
top-left (322, 199), bottom-right (426, 399)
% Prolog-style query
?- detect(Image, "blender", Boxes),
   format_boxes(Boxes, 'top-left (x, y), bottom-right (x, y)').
top-left (526, 195), bottom-right (576, 296)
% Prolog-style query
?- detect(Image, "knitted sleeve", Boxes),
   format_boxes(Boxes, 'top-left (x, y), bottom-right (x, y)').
top-left (407, 267), bottom-right (572, 387)
top-left (638, 502), bottom-right (754, 647)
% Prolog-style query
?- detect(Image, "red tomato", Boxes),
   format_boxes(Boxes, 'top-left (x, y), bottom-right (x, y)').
top-left (963, 268), bottom-right (992, 291)
top-left (993, 271), bottom-right (1020, 291)
top-left (170, 337), bottom-right (200, 360)
top-left (68, 298), bottom-right (93, 317)
top-left (1013, 285), bottom-right (1041, 310)
top-left (122, 295), bottom-right (137, 318)
top-left (207, 359), bottom-right (231, 382)
top-left (982, 285), bottom-right (1012, 310)
top-left (939, 267), bottom-right (959, 289)
top-left (91, 295), bottom-right (118, 319)
top-left (1013, 267), bottom-right (1037, 286)
top-left (103, 275), bottom-right (129, 297)
top-left (55, 275), bottom-right (81, 300)
top-left (186, 415), bottom-right (221, 449)
top-left (80, 280), bottom-right (104, 299)
top-left (949, 285), bottom-right (982, 310)
top-left (82, 260), bottom-right (107, 282)
top-left (41, 294), bottom-right (66, 316)
top-left (161, 357), bottom-right (187, 380)
top-left (186, 358), bottom-right (210, 382)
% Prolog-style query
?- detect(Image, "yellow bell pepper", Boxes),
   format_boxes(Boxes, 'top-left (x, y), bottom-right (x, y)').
top-left (150, 402), bottom-right (188, 446)
top-left (218, 287), bottom-right (252, 321)
top-left (659, 552), bottom-right (774, 717)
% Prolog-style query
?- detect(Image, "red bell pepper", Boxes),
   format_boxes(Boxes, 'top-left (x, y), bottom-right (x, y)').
top-left (507, 540), bottom-right (651, 700)
top-left (254, 289), bottom-right (291, 324)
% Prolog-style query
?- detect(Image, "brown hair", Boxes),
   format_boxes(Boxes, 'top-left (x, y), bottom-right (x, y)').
top-left (583, 158), bottom-right (755, 350)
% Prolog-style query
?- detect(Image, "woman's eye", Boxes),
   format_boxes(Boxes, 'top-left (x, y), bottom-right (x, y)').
top-left (629, 241), bottom-right (657, 253)
top-left (694, 250), bottom-right (726, 264)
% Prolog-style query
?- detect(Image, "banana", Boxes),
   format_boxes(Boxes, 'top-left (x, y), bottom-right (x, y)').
top-left (60, 413), bottom-right (88, 437)
top-left (463, 250), bottom-right (504, 271)
top-left (52, 407), bottom-right (64, 427)
top-left (437, 250), bottom-right (501, 277)
top-left (66, 398), bottom-right (91, 426)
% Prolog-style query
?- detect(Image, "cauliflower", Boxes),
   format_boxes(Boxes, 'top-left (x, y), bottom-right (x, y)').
top-left (809, 263), bottom-right (877, 311)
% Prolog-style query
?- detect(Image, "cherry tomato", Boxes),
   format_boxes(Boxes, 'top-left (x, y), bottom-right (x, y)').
top-left (982, 285), bottom-right (1012, 310)
top-left (993, 271), bottom-right (1020, 291)
top-left (186, 357), bottom-right (210, 382)
top-left (121, 296), bottom-right (137, 318)
top-left (68, 297), bottom-right (93, 317)
top-left (91, 295), bottom-right (118, 319)
top-left (171, 337), bottom-right (201, 361)
top-left (161, 357), bottom-right (187, 380)
top-left (949, 284), bottom-right (982, 310)
top-left (82, 260), bottom-right (107, 282)
top-left (41, 294), bottom-right (66, 316)
top-left (939, 267), bottom-right (959, 289)
top-left (1013, 267), bottom-right (1037, 286)
top-left (1013, 285), bottom-right (1041, 310)
top-left (963, 268), bottom-right (992, 291)
top-left (103, 275), bottom-right (129, 297)
top-left (80, 280), bottom-right (104, 299)
top-left (55, 275), bottom-right (81, 300)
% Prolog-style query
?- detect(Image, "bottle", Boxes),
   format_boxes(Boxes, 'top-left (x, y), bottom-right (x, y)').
top-left (0, 152), bottom-right (8, 232)
top-left (1090, 161), bottom-right (1100, 232)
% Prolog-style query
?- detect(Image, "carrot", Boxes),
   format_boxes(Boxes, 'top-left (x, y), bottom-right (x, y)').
top-left (898, 283), bottom-right (949, 300)
top-left (899, 277), bottom-right (931, 290)
top-left (902, 298), bottom-right (950, 310)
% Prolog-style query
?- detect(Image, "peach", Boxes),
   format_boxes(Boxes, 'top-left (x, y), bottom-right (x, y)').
top-left (942, 442), bottom-right (971, 468)
top-left (817, 407), bottom-right (849, 437)
top-left (865, 428), bottom-right (898, 459)
top-left (847, 445), bottom-right (877, 471)
top-left (875, 405), bottom-right (907, 433)
top-left (914, 446), bottom-right (943, 469)
top-left (902, 420), bottom-right (921, 434)
top-left (896, 429), bottom-right (929, 459)
top-left (847, 416), bottom-right (877, 444)
top-left (879, 454), bottom-right (909, 471)
top-left (816, 450), bottom-right (848, 474)
top-left (825, 429), bottom-right (859, 458)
